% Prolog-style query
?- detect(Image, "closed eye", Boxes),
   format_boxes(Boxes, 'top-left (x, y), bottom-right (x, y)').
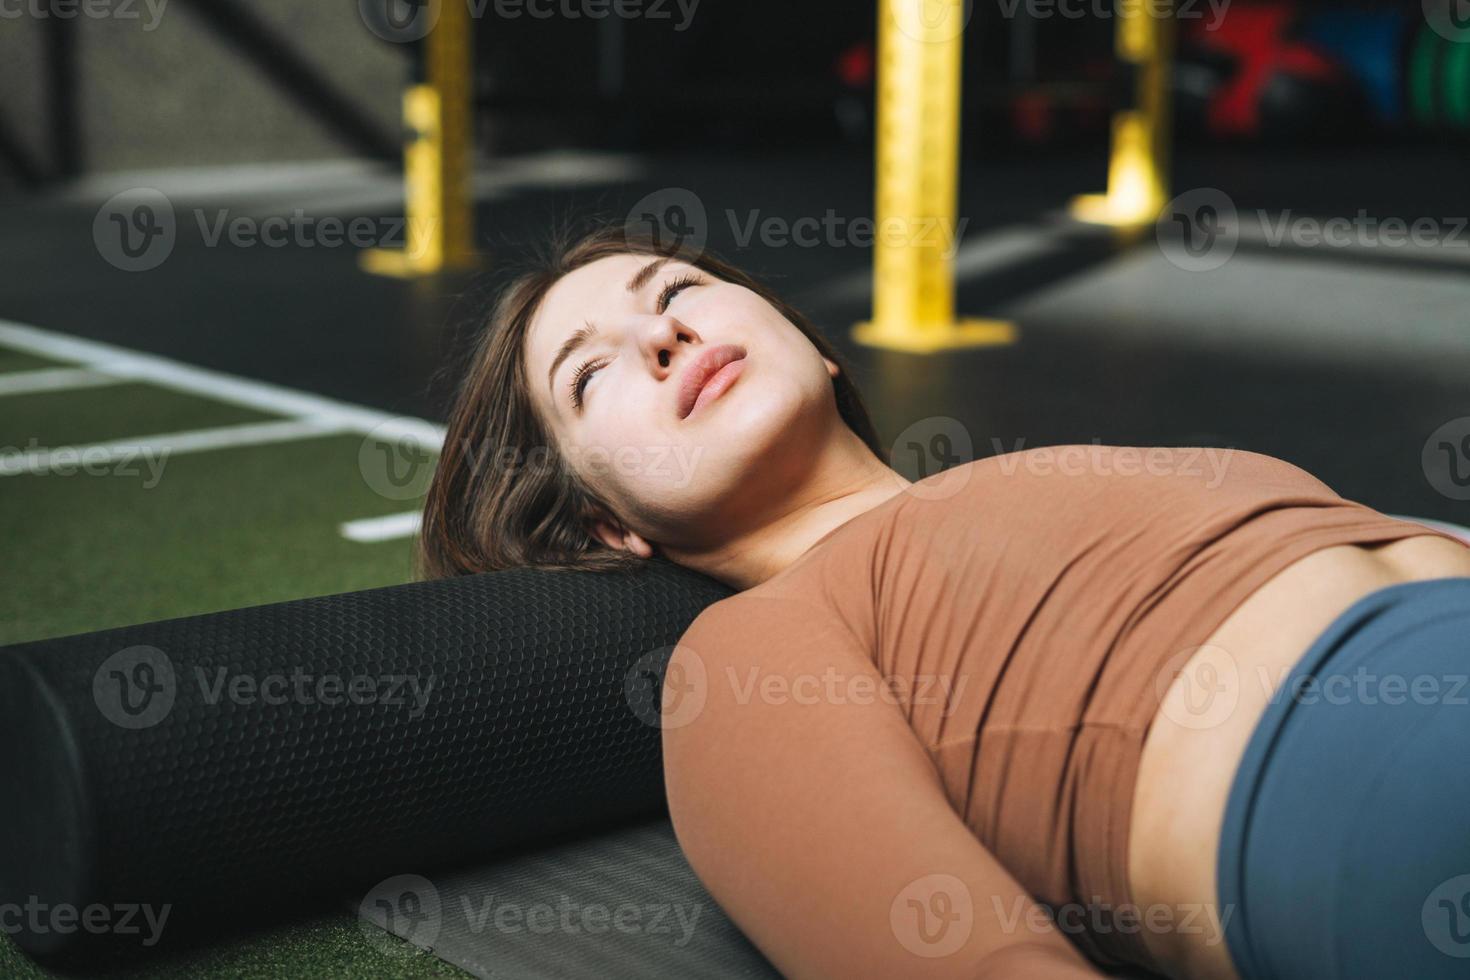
top-left (657, 273), bottom-right (704, 313)
top-left (568, 271), bottom-right (706, 411)
top-left (569, 356), bottom-right (607, 411)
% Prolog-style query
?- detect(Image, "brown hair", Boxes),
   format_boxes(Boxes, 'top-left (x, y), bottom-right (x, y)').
top-left (415, 220), bottom-right (884, 580)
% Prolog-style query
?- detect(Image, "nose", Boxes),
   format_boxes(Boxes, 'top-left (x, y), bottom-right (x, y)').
top-left (636, 313), bottom-right (697, 377)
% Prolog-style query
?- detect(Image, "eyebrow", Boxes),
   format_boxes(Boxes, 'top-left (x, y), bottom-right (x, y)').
top-left (546, 257), bottom-right (672, 402)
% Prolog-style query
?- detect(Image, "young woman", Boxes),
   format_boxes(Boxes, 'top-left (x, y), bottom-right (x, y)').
top-left (418, 223), bottom-right (1470, 980)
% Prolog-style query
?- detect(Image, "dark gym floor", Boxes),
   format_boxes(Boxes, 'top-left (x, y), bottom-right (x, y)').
top-left (2, 142), bottom-right (1467, 526)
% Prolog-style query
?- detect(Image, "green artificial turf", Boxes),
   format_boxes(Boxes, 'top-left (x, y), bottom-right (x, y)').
top-left (1, 353), bottom-right (470, 977)
top-left (0, 350), bottom-right (64, 373)
top-left (2, 382), bottom-right (276, 452)
top-left (0, 910), bottom-right (469, 979)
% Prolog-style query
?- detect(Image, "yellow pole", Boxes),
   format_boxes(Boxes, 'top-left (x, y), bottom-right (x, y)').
top-left (1072, 0), bottom-right (1175, 227)
top-left (852, 0), bottom-right (1015, 354)
top-left (362, 0), bottom-right (477, 277)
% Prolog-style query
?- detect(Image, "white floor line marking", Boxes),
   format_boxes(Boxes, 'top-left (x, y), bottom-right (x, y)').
top-left (0, 418), bottom-right (350, 477)
top-left (0, 319), bottom-right (446, 452)
top-left (339, 511), bottom-right (423, 543)
top-left (0, 367), bottom-right (127, 397)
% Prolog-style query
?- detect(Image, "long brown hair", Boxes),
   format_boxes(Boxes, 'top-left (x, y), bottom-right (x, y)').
top-left (415, 219), bottom-right (883, 580)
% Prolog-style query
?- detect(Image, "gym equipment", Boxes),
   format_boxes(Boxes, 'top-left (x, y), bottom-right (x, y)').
top-left (852, 0), bottom-right (1017, 353)
top-left (362, 0), bottom-right (478, 277)
top-left (0, 558), bottom-right (732, 961)
top-left (1071, 0), bottom-right (1175, 227)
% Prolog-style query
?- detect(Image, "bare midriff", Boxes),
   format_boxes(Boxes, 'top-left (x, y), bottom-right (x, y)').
top-left (1129, 535), bottom-right (1470, 980)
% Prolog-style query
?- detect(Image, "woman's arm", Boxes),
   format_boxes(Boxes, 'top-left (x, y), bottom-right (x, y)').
top-left (662, 598), bottom-right (1104, 979)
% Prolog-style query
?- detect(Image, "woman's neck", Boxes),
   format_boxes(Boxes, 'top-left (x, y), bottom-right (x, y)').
top-left (663, 433), bottom-right (912, 591)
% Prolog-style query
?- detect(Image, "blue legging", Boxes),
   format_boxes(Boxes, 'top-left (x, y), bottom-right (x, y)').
top-left (1218, 576), bottom-right (1470, 979)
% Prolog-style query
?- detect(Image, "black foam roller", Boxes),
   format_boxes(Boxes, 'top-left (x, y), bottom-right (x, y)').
top-left (0, 559), bottom-right (732, 960)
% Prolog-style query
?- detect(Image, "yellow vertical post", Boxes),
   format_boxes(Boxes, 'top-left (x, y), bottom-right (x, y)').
top-left (1072, 1), bottom-right (1175, 227)
top-left (362, 0), bottom-right (477, 277)
top-left (852, 0), bottom-right (1015, 354)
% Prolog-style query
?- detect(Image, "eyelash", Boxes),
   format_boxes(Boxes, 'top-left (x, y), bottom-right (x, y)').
top-left (568, 272), bottom-right (704, 410)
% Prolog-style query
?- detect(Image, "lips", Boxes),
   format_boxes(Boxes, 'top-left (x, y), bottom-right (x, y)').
top-left (676, 344), bottom-right (747, 419)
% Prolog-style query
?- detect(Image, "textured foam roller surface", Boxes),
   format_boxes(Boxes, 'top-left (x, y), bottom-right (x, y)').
top-left (0, 559), bottom-right (732, 960)
top-left (353, 819), bottom-right (780, 979)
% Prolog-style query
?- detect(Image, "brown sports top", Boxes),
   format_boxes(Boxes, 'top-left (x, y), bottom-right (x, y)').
top-left (663, 445), bottom-right (1461, 976)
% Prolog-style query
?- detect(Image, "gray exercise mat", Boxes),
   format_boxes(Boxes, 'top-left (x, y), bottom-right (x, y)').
top-left (352, 818), bottom-right (781, 979)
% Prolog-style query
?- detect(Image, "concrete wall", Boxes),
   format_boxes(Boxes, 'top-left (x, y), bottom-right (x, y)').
top-left (0, 0), bottom-right (404, 181)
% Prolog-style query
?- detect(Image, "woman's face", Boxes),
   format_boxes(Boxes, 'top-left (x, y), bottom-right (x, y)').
top-left (523, 252), bottom-right (841, 552)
